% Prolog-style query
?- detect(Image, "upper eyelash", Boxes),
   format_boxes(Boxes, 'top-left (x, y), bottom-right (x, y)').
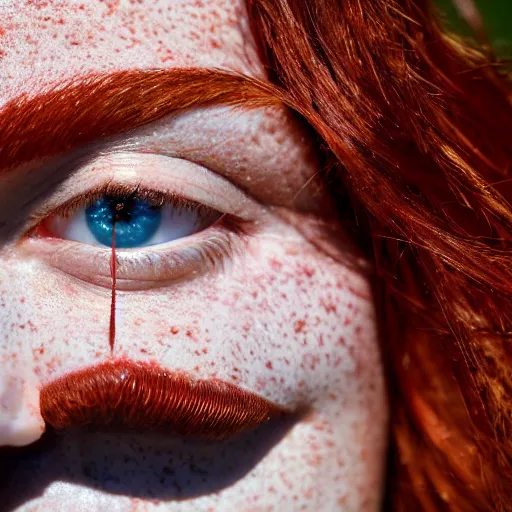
top-left (28, 182), bottom-right (212, 225)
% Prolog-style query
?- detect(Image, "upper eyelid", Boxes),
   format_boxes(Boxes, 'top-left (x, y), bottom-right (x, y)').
top-left (24, 151), bottom-right (265, 231)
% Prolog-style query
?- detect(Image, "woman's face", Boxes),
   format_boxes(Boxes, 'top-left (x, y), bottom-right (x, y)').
top-left (0, 1), bottom-right (388, 511)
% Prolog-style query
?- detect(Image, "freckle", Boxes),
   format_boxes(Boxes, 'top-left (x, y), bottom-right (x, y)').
top-left (304, 487), bottom-right (314, 499)
top-left (268, 257), bottom-right (283, 270)
top-left (338, 495), bottom-right (348, 505)
top-left (303, 266), bottom-right (315, 278)
top-left (294, 319), bottom-right (306, 333)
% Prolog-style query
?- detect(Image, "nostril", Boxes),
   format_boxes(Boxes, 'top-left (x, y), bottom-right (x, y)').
top-left (0, 373), bottom-right (45, 447)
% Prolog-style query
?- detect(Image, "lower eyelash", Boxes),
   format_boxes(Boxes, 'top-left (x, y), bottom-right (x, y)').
top-left (116, 235), bottom-right (236, 283)
top-left (22, 225), bottom-right (245, 291)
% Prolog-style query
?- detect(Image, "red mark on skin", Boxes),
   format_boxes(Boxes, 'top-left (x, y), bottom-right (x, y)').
top-left (269, 257), bottom-right (283, 271)
top-left (294, 319), bottom-right (306, 333)
top-left (109, 222), bottom-right (117, 353)
top-left (39, 359), bottom-right (288, 439)
top-left (186, 329), bottom-right (198, 342)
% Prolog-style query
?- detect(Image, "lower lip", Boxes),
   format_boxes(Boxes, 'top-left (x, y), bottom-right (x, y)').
top-left (39, 359), bottom-right (288, 439)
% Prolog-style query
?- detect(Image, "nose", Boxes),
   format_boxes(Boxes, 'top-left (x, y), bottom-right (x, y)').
top-left (0, 371), bottom-right (45, 446)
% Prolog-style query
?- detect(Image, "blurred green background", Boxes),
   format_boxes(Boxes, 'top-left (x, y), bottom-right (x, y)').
top-left (435, 0), bottom-right (511, 57)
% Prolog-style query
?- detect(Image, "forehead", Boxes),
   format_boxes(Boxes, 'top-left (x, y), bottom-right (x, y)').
top-left (0, 0), bottom-right (260, 103)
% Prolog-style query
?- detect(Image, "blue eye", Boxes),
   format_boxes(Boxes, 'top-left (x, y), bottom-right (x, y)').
top-left (86, 196), bottom-right (162, 248)
top-left (44, 193), bottom-right (221, 248)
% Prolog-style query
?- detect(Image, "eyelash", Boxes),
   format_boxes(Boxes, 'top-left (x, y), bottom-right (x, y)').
top-left (28, 181), bottom-right (212, 229)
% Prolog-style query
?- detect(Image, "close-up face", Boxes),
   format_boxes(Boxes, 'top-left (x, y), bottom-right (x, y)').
top-left (0, 2), bottom-right (388, 511)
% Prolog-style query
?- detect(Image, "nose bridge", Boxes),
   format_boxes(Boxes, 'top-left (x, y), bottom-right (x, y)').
top-left (0, 369), bottom-right (45, 447)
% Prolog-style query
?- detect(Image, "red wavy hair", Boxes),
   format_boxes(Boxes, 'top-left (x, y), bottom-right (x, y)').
top-left (244, 0), bottom-right (512, 510)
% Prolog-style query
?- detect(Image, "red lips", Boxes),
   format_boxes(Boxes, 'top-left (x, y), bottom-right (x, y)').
top-left (39, 359), bottom-right (287, 439)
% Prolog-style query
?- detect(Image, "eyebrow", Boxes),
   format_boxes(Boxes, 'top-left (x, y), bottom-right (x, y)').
top-left (0, 68), bottom-right (279, 173)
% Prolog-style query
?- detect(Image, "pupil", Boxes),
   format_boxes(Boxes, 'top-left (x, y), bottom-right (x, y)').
top-left (112, 198), bottom-right (136, 223)
top-left (85, 195), bottom-right (162, 248)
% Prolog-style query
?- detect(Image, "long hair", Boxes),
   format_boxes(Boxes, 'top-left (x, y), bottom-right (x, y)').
top-left (244, 0), bottom-right (512, 510)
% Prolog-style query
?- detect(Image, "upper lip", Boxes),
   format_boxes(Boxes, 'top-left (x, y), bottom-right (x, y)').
top-left (39, 359), bottom-right (288, 439)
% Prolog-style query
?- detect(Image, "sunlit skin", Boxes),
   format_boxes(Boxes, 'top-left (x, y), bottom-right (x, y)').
top-left (0, 1), bottom-right (388, 511)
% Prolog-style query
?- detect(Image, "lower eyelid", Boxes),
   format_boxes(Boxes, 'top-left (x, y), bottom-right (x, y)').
top-left (20, 227), bottom-right (242, 291)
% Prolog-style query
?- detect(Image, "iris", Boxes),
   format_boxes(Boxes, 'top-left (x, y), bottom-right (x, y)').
top-left (85, 196), bottom-right (162, 248)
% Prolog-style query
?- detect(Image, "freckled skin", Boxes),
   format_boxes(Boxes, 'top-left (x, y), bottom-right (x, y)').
top-left (0, 1), bottom-right (388, 511)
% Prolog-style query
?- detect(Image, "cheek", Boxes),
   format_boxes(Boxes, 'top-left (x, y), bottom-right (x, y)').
top-left (0, 256), bottom-right (112, 377)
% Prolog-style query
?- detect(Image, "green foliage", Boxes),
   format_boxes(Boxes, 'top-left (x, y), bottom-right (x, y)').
top-left (435, 0), bottom-right (511, 56)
